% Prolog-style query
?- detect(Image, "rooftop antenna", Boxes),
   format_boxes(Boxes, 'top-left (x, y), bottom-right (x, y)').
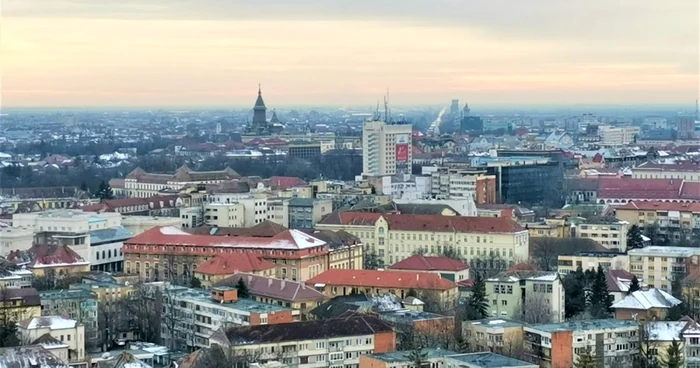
top-left (384, 88), bottom-right (391, 123)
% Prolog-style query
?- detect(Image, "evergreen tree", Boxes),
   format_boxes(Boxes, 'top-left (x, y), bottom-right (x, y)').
top-left (236, 278), bottom-right (250, 298)
top-left (660, 339), bottom-right (684, 368)
top-left (190, 276), bottom-right (202, 288)
top-left (95, 180), bottom-right (114, 201)
top-left (406, 288), bottom-right (418, 298)
top-left (564, 267), bottom-right (587, 318)
top-left (465, 273), bottom-right (489, 320)
top-left (627, 225), bottom-right (644, 249)
top-left (628, 276), bottom-right (641, 295)
top-left (573, 346), bottom-right (597, 368)
top-left (407, 348), bottom-right (428, 368)
top-left (79, 181), bottom-right (89, 192)
top-left (0, 320), bottom-right (20, 347)
top-left (587, 265), bottom-right (612, 318)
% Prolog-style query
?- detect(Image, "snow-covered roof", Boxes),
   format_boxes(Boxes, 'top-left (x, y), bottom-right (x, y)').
top-left (645, 321), bottom-right (686, 341)
top-left (159, 226), bottom-right (191, 236)
top-left (22, 316), bottom-right (78, 330)
top-left (612, 288), bottom-right (682, 310)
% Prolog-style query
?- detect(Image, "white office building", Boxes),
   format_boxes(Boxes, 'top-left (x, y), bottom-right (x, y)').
top-left (362, 120), bottom-right (413, 176)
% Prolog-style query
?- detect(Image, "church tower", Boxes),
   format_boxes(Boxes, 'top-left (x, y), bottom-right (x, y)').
top-left (251, 84), bottom-right (268, 134)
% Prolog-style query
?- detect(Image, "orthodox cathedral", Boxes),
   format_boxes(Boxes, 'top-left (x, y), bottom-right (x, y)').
top-left (246, 85), bottom-right (283, 136)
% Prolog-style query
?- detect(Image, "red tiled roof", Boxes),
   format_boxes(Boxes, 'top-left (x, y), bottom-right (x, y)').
top-left (680, 182), bottom-right (700, 200)
top-left (319, 212), bottom-right (525, 234)
top-left (597, 177), bottom-right (692, 200)
top-left (126, 226), bottom-right (326, 251)
top-left (616, 201), bottom-right (700, 212)
top-left (507, 263), bottom-right (536, 272)
top-left (390, 255), bottom-right (469, 272)
top-left (269, 176), bottom-right (307, 190)
top-left (8, 244), bottom-right (87, 268)
top-left (195, 253), bottom-right (275, 275)
top-left (306, 269), bottom-right (457, 291)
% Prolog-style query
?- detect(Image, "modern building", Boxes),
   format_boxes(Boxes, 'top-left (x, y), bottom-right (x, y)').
top-left (12, 210), bottom-right (131, 270)
top-left (18, 316), bottom-right (87, 368)
top-left (523, 319), bottom-right (640, 368)
top-left (597, 125), bottom-right (641, 146)
top-left (160, 285), bottom-right (296, 351)
top-left (627, 246), bottom-right (700, 291)
top-left (557, 252), bottom-right (629, 275)
top-left (209, 314), bottom-right (396, 367)
top-left (390, 255), bottom-right (469, 282)
top-left (305, 269), bottom-right (459, 303)
top-left (573, 220), bottom-right (629, 252)
top-left (362, 120), bottom-right (413, 176)
top-left (204, 193), bottom-right (269, 228)
top-left (0, 227), bottom-right (34, 257)
top-left (287, 198), bottom-right (332, 229)
top-left (463, 318), bottom-right (526, 357)
top-left (288, 142), bottom-right (322, 160)
top-left (485, 270), bottom-right (565, 322)
top-left (426, 167), bottom-right (498, 204)
top-left (316, 212), bottom-right (528, 267)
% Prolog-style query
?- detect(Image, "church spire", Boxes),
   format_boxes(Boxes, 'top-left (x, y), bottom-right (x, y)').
top-left (258, 83), bottom-right (261, 96)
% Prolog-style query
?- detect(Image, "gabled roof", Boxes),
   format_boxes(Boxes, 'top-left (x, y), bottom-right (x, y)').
top-left (31, 334), bottom-right (68, 350)
top-left (612, 288), bottom-right (682, 310)
top-left (7, 244), bottom-right (88, 269)
top-left (606, 269), bottom-right (643, 293)
top-left (306, 269), bottom-right (457, 291)
top-left (126, 226), bottom-right (326, 251)
top-left (319, 212), bottom-right (525, 234)
top-left (194, 253), bottom-right (275, 276)
top-left (0, 345), bottom-right (70, 368)
top-left (301, 230), bottom-right (361, 249)
top-left (390, 255), bottom-right (468, 272)
top-left (215, 273), bottom-right (325, 302)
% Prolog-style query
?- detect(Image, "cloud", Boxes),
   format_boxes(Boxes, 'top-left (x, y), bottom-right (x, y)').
top-left (1, 0), bottom-right (697, 107)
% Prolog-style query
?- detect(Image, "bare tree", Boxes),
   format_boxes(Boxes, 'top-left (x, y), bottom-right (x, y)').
top-left (98, 298), bottom-right (130, 351)
top-left (516, 294), bottom-right (554, 324)
top-left (192, 344), bottom-right (264, 368)
top-left (125, 281), bottom-right (162, 344)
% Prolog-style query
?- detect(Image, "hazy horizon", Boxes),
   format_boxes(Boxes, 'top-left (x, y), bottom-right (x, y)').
top-left (2, 0), bottom-right (698, 108)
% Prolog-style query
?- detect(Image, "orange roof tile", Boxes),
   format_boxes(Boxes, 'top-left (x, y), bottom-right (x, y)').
top-left (195, 253), bottom-right (275, 275)
top-left (305, 269), bottom-right (457, 291)
top-left (390, 255), bottom-right (469, 272)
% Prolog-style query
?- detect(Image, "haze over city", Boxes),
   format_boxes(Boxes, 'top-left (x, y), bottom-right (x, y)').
top-left (2, 0), bottom-right (698, 108)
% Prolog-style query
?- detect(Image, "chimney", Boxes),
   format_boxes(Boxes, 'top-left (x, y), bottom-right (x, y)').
top-left (268, 278), bottom-right (273, 287)
top-left (281, 280), bottom-right (286, 289)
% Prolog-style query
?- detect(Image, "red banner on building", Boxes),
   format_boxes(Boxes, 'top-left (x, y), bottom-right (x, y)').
top-left (396, 144), bottom-right (409, 162)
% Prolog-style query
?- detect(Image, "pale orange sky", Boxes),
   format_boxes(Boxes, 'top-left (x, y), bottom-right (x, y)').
top-left (1, 0), bottom-right (698, 107)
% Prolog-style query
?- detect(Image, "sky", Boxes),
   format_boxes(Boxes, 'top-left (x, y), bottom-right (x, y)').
top-left (2, 0), bottom-right (698, 108)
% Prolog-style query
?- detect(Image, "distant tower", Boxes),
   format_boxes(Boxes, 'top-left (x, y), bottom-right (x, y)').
top-left (463, 103), bottom-right (471, 118)
top-left (250, 84), bottom-right (268, 135)
top-left (450, 99), bottom-right (459, 115)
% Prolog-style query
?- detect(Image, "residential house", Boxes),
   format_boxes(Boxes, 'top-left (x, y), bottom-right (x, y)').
top-left (390, 255), bottom-right (469, 282)
top-left (209, 314), bottom-right (396, 367)
top-left (306, 269), bottom-right (459, 302)
top-left (611, 288), bottom-right (681, 321)
top-left (0, 267), bottom-right (33, 289)
top-left (606, 269), bottom-right (646, 303)
top-left (213, 273), bottom-right (325, 319)
top-left (0, 287), bottom-right (41, 322)
top-left (18, 316), bottom-right (86, 367)
top-left (7, 244), bottom-right (90, 277)
top-left (627, 246), bottom-right (700, 292)
top-left (523, 319), bottom-right (640, 368)
top-left (616, 201), bottom-right (700, 243)
top-left (485, 270), bottom-right (565, 322)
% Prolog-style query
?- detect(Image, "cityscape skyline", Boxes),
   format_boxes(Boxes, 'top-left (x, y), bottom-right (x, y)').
top-left (2, 0), bottom-right (698, 108)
